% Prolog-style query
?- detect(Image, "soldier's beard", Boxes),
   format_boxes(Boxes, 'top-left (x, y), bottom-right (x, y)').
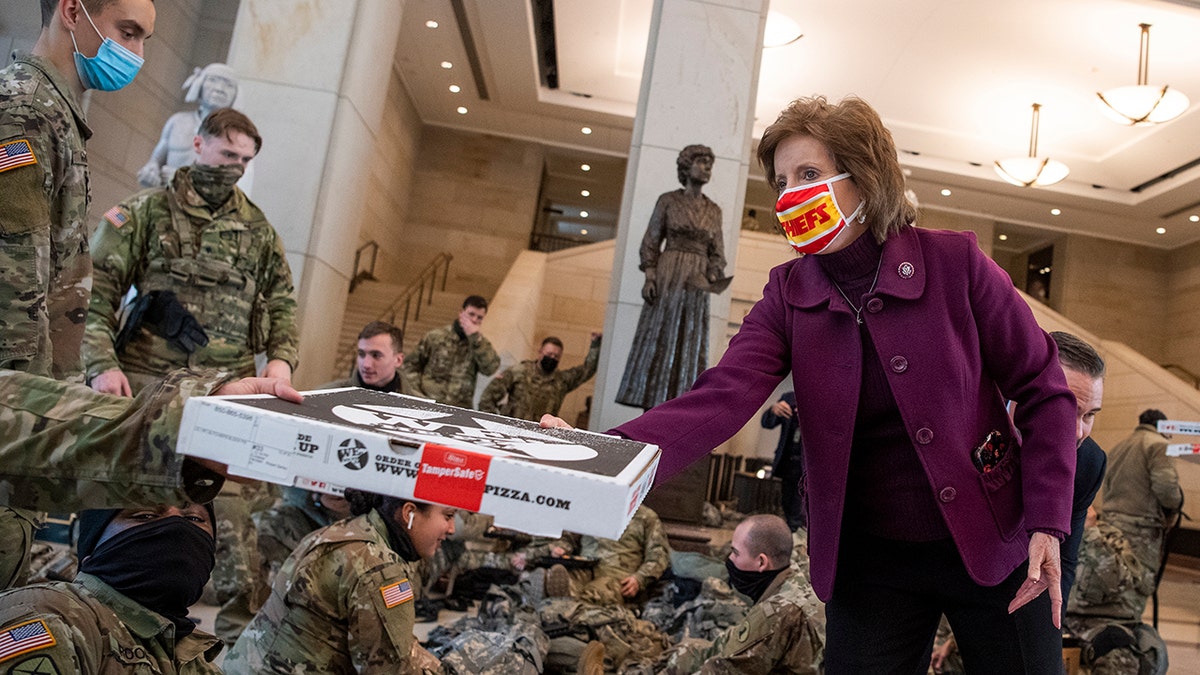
top-left (190, 163), bottom-right (245, 207)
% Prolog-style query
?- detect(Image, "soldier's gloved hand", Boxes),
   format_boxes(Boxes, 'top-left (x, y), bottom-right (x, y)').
top-left (143, 290), bottom-right (209, 353)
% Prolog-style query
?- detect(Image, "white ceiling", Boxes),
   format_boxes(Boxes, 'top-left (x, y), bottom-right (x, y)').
top-left (394, 0), bottom-right (1200, 251)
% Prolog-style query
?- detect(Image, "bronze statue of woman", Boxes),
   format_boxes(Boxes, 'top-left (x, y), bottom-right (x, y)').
top-left (616, 144), bottom-right (727, 410)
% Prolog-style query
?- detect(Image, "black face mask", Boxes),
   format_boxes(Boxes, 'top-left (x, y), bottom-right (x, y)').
top-left (79, 516), bottom-right (215, 638)
top-left (453, 320), bottom-right (467, 340)
top-left (539, 356), bottom-right (559, 374)
top-left (725, 557), bottom-right (784, 604)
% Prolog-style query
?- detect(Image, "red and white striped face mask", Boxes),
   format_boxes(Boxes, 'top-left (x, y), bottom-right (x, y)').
top-left (774, 172), bottom-right (863, 254)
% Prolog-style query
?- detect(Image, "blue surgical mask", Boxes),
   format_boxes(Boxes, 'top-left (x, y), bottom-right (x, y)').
top-left (71, 2), bottom-right (143, 91)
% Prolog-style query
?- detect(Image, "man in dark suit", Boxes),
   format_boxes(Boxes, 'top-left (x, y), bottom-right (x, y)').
top-left (762, 391), bottom-right (806, 531)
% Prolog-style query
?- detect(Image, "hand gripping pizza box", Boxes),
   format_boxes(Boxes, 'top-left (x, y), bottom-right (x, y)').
top-left (177, 388), bottom-right (660, 539)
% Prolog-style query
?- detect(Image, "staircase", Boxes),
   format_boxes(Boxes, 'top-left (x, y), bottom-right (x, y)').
top-left (330, 283), bottom-right (465, 380)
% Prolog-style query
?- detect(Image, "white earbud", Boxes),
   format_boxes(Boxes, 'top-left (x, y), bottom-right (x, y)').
top-left (407, 512), bottom-right (414, 529)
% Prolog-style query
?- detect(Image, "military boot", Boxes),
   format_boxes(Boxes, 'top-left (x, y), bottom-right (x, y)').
top-left (578, 640), bottom-right (605, 675)
top-left (546, 563), bottom-right (572, 598)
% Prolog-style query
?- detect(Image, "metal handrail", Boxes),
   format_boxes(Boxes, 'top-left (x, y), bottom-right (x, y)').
top-left (1161, 363), bottom-right (1200, 389)
top-left (333, 252), bottom-right (453, 376)
top-left (350, 241), bottom-right (379, 292)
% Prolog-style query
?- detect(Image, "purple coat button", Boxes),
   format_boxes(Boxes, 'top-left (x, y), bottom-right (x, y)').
top-left (939, 487), bottom-right (957, 502)
top-left (867, 298), bottom-right (884, 313)
top-left (890, 356), bottom-right (908, 373)
top-left (916, 427), bottom-right (934, 444)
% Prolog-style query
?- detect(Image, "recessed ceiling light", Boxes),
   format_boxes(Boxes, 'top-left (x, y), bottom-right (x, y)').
top-left (1156, 227), bottom-right (1167, 234)
top-left (998, 234), bottom-right (1009, 241)
top-left (580, 164), bottom-right (591, 172)
top-left (580, 211), bottom-right (589, 218)
top-left (456, 106), bottom-right (468, 114)
top-left (940, 189), bottom-right (952, 196)
top-left (580, 229), bottom-right (588, 235)
top-left (580, 190), bottom-right (590, 197)
top-left (448, 84), bottom-right (461, 93)
top-left (581, 127), bottom-right (592, 135)
top-left (440, 61), bottom-right (453, 69)
top-left (1190, 215), bottom-right (1199, 223)
top-left (1050, 208), bottom-right (1061, 216)
top-left (763, 11), bottom-right (803, 48)
top-left (425, 20), bottom-right (439, 28)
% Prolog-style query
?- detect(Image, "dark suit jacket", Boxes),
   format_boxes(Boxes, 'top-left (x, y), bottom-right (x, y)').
top-left (1062, 436), bottom-right (1106, 603)
top-left (761, 391), bottom-right (801, 469)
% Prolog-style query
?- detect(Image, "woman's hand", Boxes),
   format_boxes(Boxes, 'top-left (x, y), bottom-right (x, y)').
top-left (1008, 532), bottom-right (1062, 628)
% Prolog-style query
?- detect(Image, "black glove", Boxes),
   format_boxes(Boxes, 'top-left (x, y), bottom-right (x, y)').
top-left (116, 290), bottom-right (209, 354)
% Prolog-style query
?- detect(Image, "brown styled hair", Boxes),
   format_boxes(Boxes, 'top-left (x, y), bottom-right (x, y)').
top-left (358, 321), bottom-right (404, 354)
top-left (198, 107), bottom-right (262, 154)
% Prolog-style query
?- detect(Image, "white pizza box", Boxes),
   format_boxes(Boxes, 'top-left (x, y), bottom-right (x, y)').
top-left (177, 387), bottom-right (659, 539)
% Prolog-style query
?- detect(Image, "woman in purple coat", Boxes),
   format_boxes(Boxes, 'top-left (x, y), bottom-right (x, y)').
top-left (558, 97), bottom-right (1077, 673)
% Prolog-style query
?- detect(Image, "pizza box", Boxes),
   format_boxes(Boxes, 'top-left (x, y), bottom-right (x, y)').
top-left (177, 387), bottom-right (659, 539)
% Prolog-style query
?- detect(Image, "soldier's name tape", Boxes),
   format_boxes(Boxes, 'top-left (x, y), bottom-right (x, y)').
top-left (1158, 419), bottom-right (1200, 436)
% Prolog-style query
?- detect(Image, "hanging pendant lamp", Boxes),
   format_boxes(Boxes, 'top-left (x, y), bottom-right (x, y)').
top-left (1096, 23), bottom-right (1189, 125)
top-left (994, 103), bottom-right (1070, 188)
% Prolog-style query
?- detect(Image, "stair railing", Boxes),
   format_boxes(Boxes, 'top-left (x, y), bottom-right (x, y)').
top-left (333, 252), bottom-right (453, 376)
top-left (350, 241), bottom-right (379, 292)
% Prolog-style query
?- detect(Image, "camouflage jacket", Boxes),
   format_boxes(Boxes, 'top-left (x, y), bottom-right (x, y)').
top-left (0, 53), bottom-right (92, 380)
top-left (1067, 518), bottom-right (1157, 622)
top-left (0, 573), bottom-right (222, 674)
top-left (403, 323), bottom-right (499, 408)
top-left (1100, 425), bottom-right (1183, 528)
top-left (478, 337), bottom-right (600, 421)
top-left (666, 564), bottom-right (825, 674)
top-left (224, 510), bottom-right (431, 674)
top-left (0, 368), bottom-right (230, 512)
top-left (579, 505), bottom-right (670, 590)
top-left (84, 166), bottom-right (299, 381)
top-left (253, 488), bottom-right (337, 586)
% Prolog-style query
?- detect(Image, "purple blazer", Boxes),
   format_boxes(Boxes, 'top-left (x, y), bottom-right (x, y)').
top-left (616, 226), bottom-right (1076, 601)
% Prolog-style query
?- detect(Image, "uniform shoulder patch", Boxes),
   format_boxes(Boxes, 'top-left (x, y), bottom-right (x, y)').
top-left (102, 205), bottom-right (129, 228)
top-left (0, 139), bottom-right (38, 174)
top-left (380, 578), bottom-right (414, 608)
top-left (0, 619), bottom-right (56, 663)
top-left (11, 654), bottom-right (60, 674)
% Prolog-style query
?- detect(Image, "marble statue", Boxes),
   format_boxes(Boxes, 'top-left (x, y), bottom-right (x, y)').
top-left (137, 63), bottom-right (239, 188)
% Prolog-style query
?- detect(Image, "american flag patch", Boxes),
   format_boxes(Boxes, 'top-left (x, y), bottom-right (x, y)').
top-left (0, 619), bottom-right (56, 663)
top-left (380, 579), bottom-right (413, 608)
top-left (0, 139), bottom-right (37, 173)
top-left (104, 205), bottom-right (129, 228)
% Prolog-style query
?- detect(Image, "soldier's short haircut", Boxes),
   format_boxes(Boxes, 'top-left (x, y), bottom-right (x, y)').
top-left (1139, 408), bottom-right (1168, 426)
top-left (41, 0), bottom-right (146, 27)
top-left (1051, 331), bottom-right (1105, 379)
top-left (199, 107), bottom-right (263, 154)
top-left (541, 336), bottom-right (564, 350)
top-left (740, 514), bottom-right (793, 569)
top-left (358, 321), bottom-right (403, 353)
top-left (463, 295), bottom-right (488, 311)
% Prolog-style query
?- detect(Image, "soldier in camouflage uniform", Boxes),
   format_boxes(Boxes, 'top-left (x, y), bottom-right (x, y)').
top-left (1066, 511), bottom-right (1168, 674)
top-left (83, 107), bottom-right (298, 644)
top-left (84, 107), bottom-right (298, 394)
top-left (224, 490), bottom-right (455, 674)
top-left (0, 502), bottom-right (221, 674)
top-left (660, 515), bottom-right (825, 674)
top-left (253, 487), bottom-right (350, 588)
top-left (544, 505), bottom-right (670, 607)
top-left (479, 333), bottom-right (602, 421)
top-left (404, 295), bottom-right (500, 408)
top-left (0, 0), bottom-right (155, 590)
top-left (1098, 409), bottom-right (1182, 589)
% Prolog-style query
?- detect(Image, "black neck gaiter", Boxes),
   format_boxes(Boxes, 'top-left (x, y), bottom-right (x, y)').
top-left (377, 507), bottom-right (421, 562)
top-left (79, 517), bottom-right (215, 638)
top-left (725, 558), bottom-right (785, 604)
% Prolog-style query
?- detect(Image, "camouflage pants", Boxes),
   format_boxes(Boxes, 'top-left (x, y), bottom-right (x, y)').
top-left (540, 598), bottom-right (669, 673)
top-left (212, 480), bottom-right (275, 645)
top-left (0, 507), bottom-right (39, 589)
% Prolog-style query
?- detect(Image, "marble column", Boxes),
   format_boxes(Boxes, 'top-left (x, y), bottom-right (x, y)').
top-left (225, 0), bottom-right (404, 387)
top-left (592, 0), bottom-right (769, 432)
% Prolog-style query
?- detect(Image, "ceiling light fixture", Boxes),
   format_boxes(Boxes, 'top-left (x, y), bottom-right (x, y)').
top-left (998, 234), bottom-right (1009, 241)
top-left (940, 189), bottom-right (952, 196)
top-left (449, 84), bottom-right (461, 93)
top-left (580, 229), bottom-right (588, 235)
top-left (1156, 227), bottom-right (1167, 234)
top-left (994, 103), bottom-right (1069, 188)
top-left (425, 20), bottom-right (439, 29)
top-left (580, 164), bottom-right (591, 172)
top-left (580, 190), bottom-right (590, 197)
top-left (1190, 215), bottom-right (1199, 222)
top-left (440, 61), bottom-right (453, 69)
top-left (1097, 24), bottom-right (1189, 126)
top-left (580, 211), bottom-right (589, 218)
top-left (763, 11), bottom-right (803, 48)
top-left (1050, 208), bottom-right (1061, 216)
top-left (581, 127), bottom-right (592, 135)
top-left (456, 106), bottom-right (468, 115)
